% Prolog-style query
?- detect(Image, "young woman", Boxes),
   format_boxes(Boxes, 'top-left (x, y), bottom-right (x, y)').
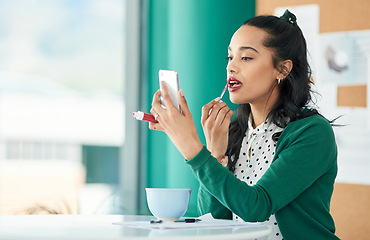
top-left (149, 10), bottom-right (339, 240)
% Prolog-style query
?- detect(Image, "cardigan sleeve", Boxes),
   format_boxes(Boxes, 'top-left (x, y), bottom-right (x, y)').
top-left (186, 115), bottom-right (337, 222)
top-left (187, 146), bottom-right (273, 222)
top-left (186, 147), bottom-right (232, 219)
top-left (197, 183), bottom-right (232, 219)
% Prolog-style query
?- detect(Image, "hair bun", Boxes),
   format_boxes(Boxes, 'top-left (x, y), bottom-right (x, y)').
top-left (280, 9), bottom-right (297, 26)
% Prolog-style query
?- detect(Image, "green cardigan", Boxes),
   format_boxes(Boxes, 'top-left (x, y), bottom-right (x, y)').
top-left (186, 114), bottom-right (340, 240)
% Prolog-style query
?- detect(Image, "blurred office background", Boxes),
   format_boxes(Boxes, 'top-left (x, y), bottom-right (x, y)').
top-left (0, 0), bottom-right (369, 239)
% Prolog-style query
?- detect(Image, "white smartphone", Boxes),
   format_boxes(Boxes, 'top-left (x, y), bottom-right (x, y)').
top-left (159, 69), bottom-right (180, 111)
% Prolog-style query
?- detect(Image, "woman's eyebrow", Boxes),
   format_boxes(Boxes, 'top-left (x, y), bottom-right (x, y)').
top-left (228, 46), bottom-right (259, 53)
top-left (239, 46), bottom-right (259, 53)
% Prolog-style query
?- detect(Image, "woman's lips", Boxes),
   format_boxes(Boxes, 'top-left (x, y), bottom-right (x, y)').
top-left (228, 77), bottom-right (242, 92)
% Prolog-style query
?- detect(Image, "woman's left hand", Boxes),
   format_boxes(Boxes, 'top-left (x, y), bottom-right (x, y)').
top-left (149, 82), bottom-right (203, 160)
top-left (201, 99), bottom-right (233, 162)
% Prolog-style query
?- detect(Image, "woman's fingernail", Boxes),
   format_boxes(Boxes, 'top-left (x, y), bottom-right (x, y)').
top-left (214, 97), bottom-right (221, 102)
top-left (179, 89), bottom-right (184, 97)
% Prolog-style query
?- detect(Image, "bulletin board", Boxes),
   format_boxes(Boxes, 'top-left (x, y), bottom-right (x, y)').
top-left (256, 0), bottom-right (370, 33)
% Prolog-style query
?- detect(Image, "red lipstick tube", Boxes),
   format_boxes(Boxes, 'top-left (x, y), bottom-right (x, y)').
top-left (132, 111), bottom-right (158, 123)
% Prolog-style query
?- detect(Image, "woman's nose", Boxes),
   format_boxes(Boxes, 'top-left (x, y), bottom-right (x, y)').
top-left (226, 59), bottom-right (237, 74)
top-left (226, 63), bottom-right (236, 75)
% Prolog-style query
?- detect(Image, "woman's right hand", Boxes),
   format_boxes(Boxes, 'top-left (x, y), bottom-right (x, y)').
top-left (201, 98), bottom-right (233, 162)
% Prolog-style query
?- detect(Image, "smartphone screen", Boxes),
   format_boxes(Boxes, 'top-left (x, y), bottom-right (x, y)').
top-left (159, 69), bottom-right (180, 111)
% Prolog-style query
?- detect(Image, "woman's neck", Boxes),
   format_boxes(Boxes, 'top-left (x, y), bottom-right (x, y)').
top-left (250, 94), bottom-right (279, 128)
top-left (250, 105), bottom-right (269, 128)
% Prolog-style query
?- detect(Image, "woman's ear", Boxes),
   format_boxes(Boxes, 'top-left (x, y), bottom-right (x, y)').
top-left (277, 59), bottom-right (293, 79)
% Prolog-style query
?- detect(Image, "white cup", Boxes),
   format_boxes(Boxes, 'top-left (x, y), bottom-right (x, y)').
top-left (145, 188), bottom-right (191, 221)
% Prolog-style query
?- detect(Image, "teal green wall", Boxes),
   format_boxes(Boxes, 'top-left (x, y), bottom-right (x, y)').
top-left (145, 0), bottom-right (255, 216)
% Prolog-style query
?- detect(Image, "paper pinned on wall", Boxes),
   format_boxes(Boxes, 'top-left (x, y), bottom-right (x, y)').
top-left (318, 30), bottom-right (370, 85)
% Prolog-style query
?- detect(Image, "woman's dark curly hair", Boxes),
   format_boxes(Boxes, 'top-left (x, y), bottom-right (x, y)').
top-left (226, 14), bottom-right (319, 172)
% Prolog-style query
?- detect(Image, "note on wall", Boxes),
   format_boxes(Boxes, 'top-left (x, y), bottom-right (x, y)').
top-left (318, 30), bottom-right (370, 85)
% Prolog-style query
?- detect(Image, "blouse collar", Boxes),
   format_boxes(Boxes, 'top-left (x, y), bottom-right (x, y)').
top-left (248, 114), bottom-right (271, 134)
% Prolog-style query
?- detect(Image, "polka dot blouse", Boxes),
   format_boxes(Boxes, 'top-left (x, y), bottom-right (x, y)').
top-left (233, 116), bottom-right (284, 240)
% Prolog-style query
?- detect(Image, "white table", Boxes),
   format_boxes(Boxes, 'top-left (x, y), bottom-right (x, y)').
top-left (0, 215), bottom-right (271, 240)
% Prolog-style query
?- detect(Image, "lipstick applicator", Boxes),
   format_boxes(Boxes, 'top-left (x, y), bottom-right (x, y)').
top-left (219, 82), bottom-right (229, 100)
top-left (209, 82), bottom-right (229, 116)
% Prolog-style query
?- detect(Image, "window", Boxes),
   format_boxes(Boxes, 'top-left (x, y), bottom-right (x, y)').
top-left (0, 0), bottom-right (125, 215)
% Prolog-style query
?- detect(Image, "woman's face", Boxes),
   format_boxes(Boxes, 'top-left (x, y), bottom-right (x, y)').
top-left (227, 25), bottom-right (281, 107)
